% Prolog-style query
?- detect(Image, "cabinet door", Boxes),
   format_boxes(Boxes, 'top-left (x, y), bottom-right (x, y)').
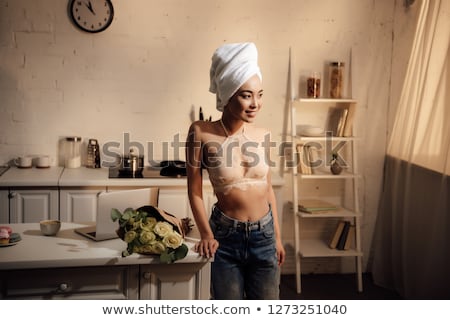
top-left (0, 266), bottom-right (139, 300)
top-left (60, 188), bottom-right (106, 222)
top-left (159, 187), bottom-right (216, 220)
top-left (9, 189), bottom-right (58, 223)
top-left (158, 188), bottom-right (191, 219)
top-left (0, 190), bottom-right (8, 223)
top-left (139, 263), bottom-right (211, 300)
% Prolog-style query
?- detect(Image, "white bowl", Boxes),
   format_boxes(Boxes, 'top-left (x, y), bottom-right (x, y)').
top-left (40, 220), bottom-right (61, 236)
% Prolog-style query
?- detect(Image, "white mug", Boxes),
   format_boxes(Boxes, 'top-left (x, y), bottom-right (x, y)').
top-left (36, 155), bottom-right (50, 168)
top-left (14, 156), bottom-right (32, 168)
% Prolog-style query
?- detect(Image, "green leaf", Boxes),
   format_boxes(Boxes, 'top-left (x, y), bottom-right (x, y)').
top-left (160, 250), bottom-right (176, 263)
top-left (111, 208), bottom-right (122, 222)
top-left (160, 244), bottom-right (189, 263)
top-left (174, 244), bottom-right (189, 260)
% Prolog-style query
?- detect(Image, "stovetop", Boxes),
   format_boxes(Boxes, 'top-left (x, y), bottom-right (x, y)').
top-left (108, 167), bottom-right (164, 179)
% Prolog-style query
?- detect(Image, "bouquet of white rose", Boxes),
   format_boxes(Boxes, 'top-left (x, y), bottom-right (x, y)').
top-left (111, 205), bottom-right (193, 263)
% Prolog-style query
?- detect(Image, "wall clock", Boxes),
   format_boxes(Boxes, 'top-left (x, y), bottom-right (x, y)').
top-left (69, 0), bottom-right (114, 33)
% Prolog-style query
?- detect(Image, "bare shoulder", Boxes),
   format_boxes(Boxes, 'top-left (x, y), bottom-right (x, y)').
top-left (188, 120), bottom-right (222, 142)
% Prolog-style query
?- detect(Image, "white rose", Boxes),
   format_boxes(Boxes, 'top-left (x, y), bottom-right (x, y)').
top-left (153, 221), bottom-right (173, 237)
top-left (139, 230), bottom-right (156, 244)
top-left (140, 217), bottom-right (157, 231)
top-left (163, 231), bottom-right (183, 249)
top-left (150, 241), bottom-right (166, 254)
top-left (124, 230), bottom-right (137, 243)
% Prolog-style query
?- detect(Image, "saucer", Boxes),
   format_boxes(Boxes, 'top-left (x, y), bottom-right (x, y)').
top-left (17, 165), bottom-right (32, 169)
top-left (0, 241), bottom-right (18, 247)
top-left (0, 233), bottom-right (21, 247)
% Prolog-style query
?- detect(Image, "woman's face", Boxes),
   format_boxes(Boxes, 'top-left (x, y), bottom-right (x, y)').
top-left (225, 74), bottom-right (263, 123)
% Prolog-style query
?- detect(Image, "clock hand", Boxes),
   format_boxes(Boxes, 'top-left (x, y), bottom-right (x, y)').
top-left (85, 1), bottom-right (96, 15)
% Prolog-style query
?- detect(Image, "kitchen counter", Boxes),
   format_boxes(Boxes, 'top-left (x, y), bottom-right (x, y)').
top-left (0, 166), bottom-right (284, 232)
top-left (59, 167), bottom-right (200, 187)
top-left (0, 166), bottom-right (63, 187)
top-left (0, 223), bottom-right (211, 299)
top-left (0, 222), bottom-right (207, 270)
top-left (0, 166), bottom-right (284, 187)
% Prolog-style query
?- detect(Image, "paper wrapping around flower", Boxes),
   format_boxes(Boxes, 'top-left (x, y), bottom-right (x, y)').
top-left (111, 205), bottom-right (193, 263)
top-left (139, 206), bottom-right (187, 237)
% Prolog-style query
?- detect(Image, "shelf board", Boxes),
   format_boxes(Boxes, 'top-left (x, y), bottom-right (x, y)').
top-left (299, 170), bottom-right (358, 179)
top-left (295, 98), bottom-right (357, 104)
top-left (297, 208), bottom-right (361, 218)
top-left (294, 135), bottom-right (357, 141)
top-left (299, 239), bottom-right (363, 258)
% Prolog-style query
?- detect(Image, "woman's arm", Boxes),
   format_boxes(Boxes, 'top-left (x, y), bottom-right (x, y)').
top-left (186, 122), bottom-right (218, 258)
top-left (267, 170), bottom-right (285, 265)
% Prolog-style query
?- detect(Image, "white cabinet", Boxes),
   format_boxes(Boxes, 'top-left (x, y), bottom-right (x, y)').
top-left (139, 263), bottom-right (211, 300)
top-left (0, 263), bottom-right (211, 300)
top-left (289, 98), bottom-right (362, 293)
top-left (159, 186), bottom-right (216, 220)
top-left (59, 188), bottom-right (106, 222)
top-left (9, 188), bottom-right (59, 223)
top-left (0, 266), bottom-right (139, 300)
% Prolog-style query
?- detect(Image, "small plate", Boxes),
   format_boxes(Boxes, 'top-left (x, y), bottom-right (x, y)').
top-left (0, 241), bottom-right (18, 247)
top-left (0, 233), bottom-right (21, 247)
top-left (17, 166), bottom-right (32, 169)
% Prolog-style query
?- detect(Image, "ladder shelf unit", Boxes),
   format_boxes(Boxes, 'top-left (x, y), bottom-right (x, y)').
top-left (289, 98), bottom-right (363, 294)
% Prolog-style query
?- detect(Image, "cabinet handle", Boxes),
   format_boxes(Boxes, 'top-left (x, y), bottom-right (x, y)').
top-left (58, 283), bottom-right (69, 292)
top-left (142, 272), bottom-right (151, 280)
top-left (8, 192), bottom-right (16, 199)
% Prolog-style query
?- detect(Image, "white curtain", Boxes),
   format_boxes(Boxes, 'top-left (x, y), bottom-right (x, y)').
top-left (371, 0), bottom-right (450, 298)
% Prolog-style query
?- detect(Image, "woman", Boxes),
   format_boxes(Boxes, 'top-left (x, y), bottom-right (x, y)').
top-left (186, 42), bottom-right (285, 300)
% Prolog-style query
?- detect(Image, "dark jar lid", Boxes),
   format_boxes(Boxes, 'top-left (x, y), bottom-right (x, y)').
top-left (329, 62), bottom-right (345, 66)
top-left (66, 136), bottom-right (82, 142)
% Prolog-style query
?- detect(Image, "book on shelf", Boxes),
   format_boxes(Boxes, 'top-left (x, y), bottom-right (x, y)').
top-left (326, 104), bottom-right (356, 137)
top-left (306, 145), bottom-right (320, 174)
top-left (329, 220), bottom-right (345, 249)
top-left (296, 144), bottom-right (311, 174)
top-left (336, 221), bottom-right (351, 250)
top-left (344, 224), bottom-right (355, 250)
top-left (337, 108), bottom-right (348, 137)
top-left (342, 103), bottom-right (356, 137)
top-left (298, 199), bottom-right (338, 214)
top-left (326, 107), bottom-right (347, 137)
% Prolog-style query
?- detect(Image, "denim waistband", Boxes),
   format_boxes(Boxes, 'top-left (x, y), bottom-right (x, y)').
top-left (212, 204), bottom-right (272, 231)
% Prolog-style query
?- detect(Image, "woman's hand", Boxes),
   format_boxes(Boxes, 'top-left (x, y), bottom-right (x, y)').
top-left (276, 239), bottom-right (286, 266)
top-left (195, 238), bottom-right (219, 258)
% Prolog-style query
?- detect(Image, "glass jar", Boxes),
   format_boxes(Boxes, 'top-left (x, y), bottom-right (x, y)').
top-left (328, 62), bottom-right (345, 98)
top-left (65, 136), bottom-right (82, 168)
top-left (306, 71), bottom-right (321, 98)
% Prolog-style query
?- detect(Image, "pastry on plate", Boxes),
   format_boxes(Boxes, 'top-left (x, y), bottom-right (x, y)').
top-left (0, 227), bottom-right (10, 244)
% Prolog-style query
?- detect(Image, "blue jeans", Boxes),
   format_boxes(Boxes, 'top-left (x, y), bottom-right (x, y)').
top-left (209, 205), bottom-right (279, 300)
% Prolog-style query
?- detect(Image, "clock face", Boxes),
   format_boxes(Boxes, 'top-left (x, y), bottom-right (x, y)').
top-left (70, 0), bottom-right (114, 33)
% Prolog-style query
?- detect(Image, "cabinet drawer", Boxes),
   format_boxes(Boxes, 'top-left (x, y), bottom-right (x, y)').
top-left (0, 266), bottom-right (139, 300)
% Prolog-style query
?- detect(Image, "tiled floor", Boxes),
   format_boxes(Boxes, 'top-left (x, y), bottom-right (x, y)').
top-left (280, 273), bottom-right (402, 300)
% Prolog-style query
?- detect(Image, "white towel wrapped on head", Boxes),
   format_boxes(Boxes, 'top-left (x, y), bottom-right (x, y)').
top-left (209, 42), bottom-right (262, 112)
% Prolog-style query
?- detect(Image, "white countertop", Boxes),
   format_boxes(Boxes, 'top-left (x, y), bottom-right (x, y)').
top-left (59, 167), bottom-right (198, 187)
top-left (0, 222), bottom-right (209, 270)
top-left (0, 166), bottom-right (284, 188)
top-left (0, 166), bottom-right (63, 187)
